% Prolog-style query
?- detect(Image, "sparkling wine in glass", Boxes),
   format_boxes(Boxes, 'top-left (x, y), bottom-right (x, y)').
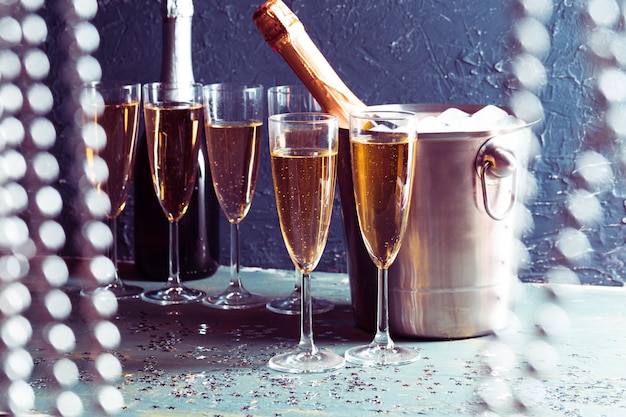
top-left (141, 82), bottom-right (205, 305)
top-left (81, 82), bottom-right (143, 299)
top-left (202, 83), bottom-right (268, 309)
top-left (268, 112), bottom-right (345, 373)
top-left (344, 110), bottom-right (420, 366)
top-left (266, 85), bottom-right (333, 316)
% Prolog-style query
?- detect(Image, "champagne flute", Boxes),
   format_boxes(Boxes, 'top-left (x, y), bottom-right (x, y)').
top-left (141, 82), bottom-right (206, 305)
top-left (344, 110), bottom-right (420, 366)
top-left (202, 83), bottom-right (267, 309)
top-left (266, 85), bottom-right (333, 316)
top-left (268, 112), bottom-right (344, 373)
top-left (81, 82), bottom-right (143, 299)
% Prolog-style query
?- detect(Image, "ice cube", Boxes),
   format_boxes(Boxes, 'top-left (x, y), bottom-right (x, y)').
top-left (369, 122), bottom-right (392, 132)
top-left (471, 105), bottom-right (509, 124)
top-left (496, 114), bottom-right (525, 129)
top-left (417, 116), bottom-right (446, 133)
top-left (437, 107), bottom-right (470, 126)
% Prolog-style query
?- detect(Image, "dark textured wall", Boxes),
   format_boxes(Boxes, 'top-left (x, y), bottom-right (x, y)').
top-left (43, 0), bottom-right (625, 286)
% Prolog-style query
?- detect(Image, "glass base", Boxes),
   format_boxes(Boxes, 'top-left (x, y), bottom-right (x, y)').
top-left (266, 293), bottom-right (334, 315)
top-left (141, 285), bottom-right (205, 306)
top-left (203, 287), bottom-right (268, 310)
top-left (81, 282), bottom-right (143, 300)
top-left (269, 349), bottom-right (345, 374)
top-left (344, 344), bottom-right (420, 366)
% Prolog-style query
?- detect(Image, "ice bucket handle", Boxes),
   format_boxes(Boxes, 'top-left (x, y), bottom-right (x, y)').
top-left (477, 142), bottom-right (517, 221)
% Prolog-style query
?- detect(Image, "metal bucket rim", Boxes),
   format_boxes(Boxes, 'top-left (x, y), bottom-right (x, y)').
top-left (367, 103), bottom-right (539, 141)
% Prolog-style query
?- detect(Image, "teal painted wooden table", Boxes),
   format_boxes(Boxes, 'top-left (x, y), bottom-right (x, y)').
top-left (19, 267), bottom-right (626, 416)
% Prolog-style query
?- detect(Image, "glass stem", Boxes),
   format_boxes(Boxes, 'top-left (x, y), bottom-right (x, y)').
top-left (109, 217), bottom-right (123, 287)
top-left (229, 222), bottom-right (244, 288)
top-left (298, 271), bottom-right (318, 355)
top-left (373, 267), bottom-right (394, 349)
top-left (292, 269), bottom-right (302, 294)
top-left (168, 221), bottom-right (182, 288)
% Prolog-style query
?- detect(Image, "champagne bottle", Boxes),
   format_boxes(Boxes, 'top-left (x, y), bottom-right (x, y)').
top-left (253, 0), bottom-right (365, 129)
top-left (253, 0), bottom-right (376, 330)
top-left (134, 0), bottom-right (220, 280)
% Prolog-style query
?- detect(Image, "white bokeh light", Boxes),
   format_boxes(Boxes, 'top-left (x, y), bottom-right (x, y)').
top-left (21, 13), bottom-right (47, 45)
top-left (27, 83), bottom-right (54, 114)
top-left (74, 21), bottom-right (100, 53)
top-left (38, 220), bottom-right (66, 251)
top-left (0, 50), bottom-right (21, 80)
top-left (36, 186), bottom-right (63, 217)
top-left (84, 220), bottom-right (112, 251)
top-left (23, 48), bottom-right (50, 80)
top-left (33, 152), bottom-right (60, 183)
top-left (30, 117), bottom-right (57, 149)
top-left (41, 255), bottom-right (69, 287)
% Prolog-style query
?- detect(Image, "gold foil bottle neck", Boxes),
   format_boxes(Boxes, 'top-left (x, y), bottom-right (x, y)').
top-left (253, 0), bottom-right (365, 129)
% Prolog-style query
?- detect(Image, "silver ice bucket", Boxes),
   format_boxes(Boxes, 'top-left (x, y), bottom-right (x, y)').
top-left (338, 103), bottom-right (535, 339)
